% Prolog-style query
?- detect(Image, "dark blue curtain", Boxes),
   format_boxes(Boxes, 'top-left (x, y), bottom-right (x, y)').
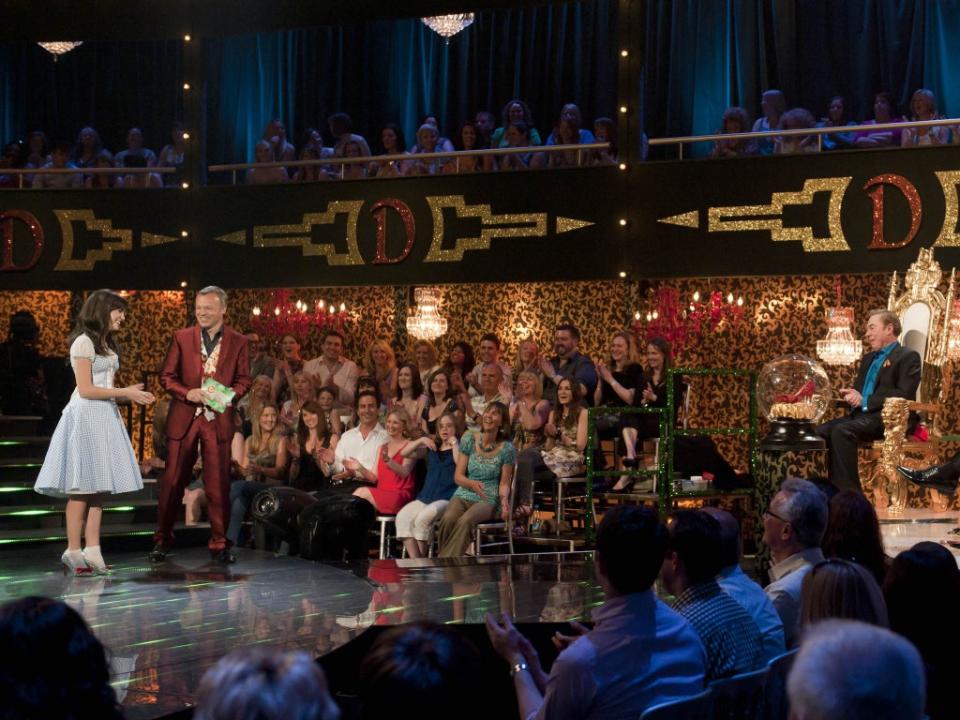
top-left (643, 0), bottom-right (960, 155)
top-left (205, 2), bottom-right (617, 164)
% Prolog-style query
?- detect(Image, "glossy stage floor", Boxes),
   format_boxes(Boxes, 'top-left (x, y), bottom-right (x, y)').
top-left (0, 547), bottom-right (604, 719)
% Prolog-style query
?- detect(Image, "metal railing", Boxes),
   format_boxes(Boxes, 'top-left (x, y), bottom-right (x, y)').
top-left (648, 117), bottom-right (960, 158)
top-left (208, 142), bottom-right (614, 184)
top-left (0, 166), bottom-right (176, 189)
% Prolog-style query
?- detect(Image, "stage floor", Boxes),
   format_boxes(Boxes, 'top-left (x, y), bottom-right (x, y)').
top-left (0, 547), bottom-right (604, 719)
top-left (877, 507), bottom-right (960, 562)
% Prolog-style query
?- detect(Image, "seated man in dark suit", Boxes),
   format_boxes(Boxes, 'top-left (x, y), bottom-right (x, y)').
top-left (816, 309), bottom-right (921, 493)
top-left (898, 452), bottom-right (960, 495)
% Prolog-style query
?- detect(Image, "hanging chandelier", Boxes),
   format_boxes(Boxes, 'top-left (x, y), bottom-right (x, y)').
top-left (250, 289), bottom-right (348, 342)
top-left (406, 288), bottom-right (448, 340)
top-left (817, 306), bottom-right (863, 366)
top-left (421, 13), bottom-right (475, 40)
top-left (38, 41), bottom-right (83, 58)
top-left (633, 286), bottom-right (744, 354)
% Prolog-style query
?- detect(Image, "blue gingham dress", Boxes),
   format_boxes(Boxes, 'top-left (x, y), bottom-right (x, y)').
top-left (34, 334), bottom-right (143, 497)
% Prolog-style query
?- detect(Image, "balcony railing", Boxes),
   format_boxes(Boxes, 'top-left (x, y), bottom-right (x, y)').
top-left (648, 117), bottom-right (960, 159)
top-left (0, 167), bottom-right (176, 189)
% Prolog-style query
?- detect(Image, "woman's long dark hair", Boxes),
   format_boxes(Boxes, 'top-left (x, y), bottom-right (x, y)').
top-left (394, 362), bottom-right (424, 401)
top-left (644, 336), bottom-right (673, 381)
top-left (0, 596), bottom-right (123, 720)
top-left (296, 399), bottom-right (330, 450)
top-left (556, 377), bottom-right (584, 430)
top-left (445, 341), bottom-right (475, 376)
top-left (823, 490), bottom-right (889, 585)
top-left (68, 289), bottom-right (128, 357)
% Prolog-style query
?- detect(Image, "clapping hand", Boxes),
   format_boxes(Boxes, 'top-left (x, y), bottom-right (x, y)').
top-left (498, 379), bottom-right (513, 402)
top-left (343, 457), bottom-right (361, 473)
top-left (597, 361), bottom-right (613, 383)
top-left (539, 357), bottom-right (555, 378)
top-left (318, 447), bottom-right (336, 465)
top-left (551, 620), bottom-right (589, 651)
top-left (641, 382), bottom-right (657, 404)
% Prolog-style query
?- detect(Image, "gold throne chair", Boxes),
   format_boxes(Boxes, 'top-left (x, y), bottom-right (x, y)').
top-left (862, 248), bottom-right (956, 513)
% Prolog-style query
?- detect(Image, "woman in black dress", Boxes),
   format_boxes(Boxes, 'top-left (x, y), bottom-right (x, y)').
top-left (594, 331), bottom-right (643, 490)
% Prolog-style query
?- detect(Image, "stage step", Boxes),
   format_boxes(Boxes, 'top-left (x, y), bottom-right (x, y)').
top-left (0, 416), bottom-right (42, 437)
top-left (0, 458), bottom-right (44, 483)
top-left (0, 437), bottom-right (50, 460)
top-left (0, 521), bottom-right (212, 551)
top-left (0, 498), bottom-right (166, 531)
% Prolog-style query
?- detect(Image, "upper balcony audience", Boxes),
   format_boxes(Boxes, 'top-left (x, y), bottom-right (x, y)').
top-left (246, 139), bottom-right (289, 184)
top-left (854, 92), bottom-right (903, 147)
top-left (902, 88), bottom-right (949, 146)
top-left (816, 95), bottom-right (857, 151)
top-left (490, 99), bottom-right (542, 148)
top-left (752, 89), bottom-right (786, 155)
top-left (774, 107), bottom-right (819, 154)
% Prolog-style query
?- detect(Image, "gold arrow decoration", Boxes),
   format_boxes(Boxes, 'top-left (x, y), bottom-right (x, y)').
top-left (657, 210), bottom-right (699, 228)
top-left (556, 216), bottom-right (594, 233)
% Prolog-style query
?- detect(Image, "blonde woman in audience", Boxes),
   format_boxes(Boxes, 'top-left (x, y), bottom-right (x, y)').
top-left (279, 371), bottom-right (316, 433)
top-left (509, 370), bottom-right (550, 451)
top-left (238, 374), bottom-right (273, 435)
top-left (901, 89), bottom-right (949, 146)
top-left (392, 363), bottom-right (426, 436)
top-left (349, 407), bottom-right (417, 514)
top-left (245, 139), bottom-right (289, 184)
top-left (364, 338), bottom-right (398, 407)
top-left (412, 339), bottom-right (441, 385)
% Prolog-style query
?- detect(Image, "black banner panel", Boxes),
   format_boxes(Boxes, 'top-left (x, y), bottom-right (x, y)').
top-left (3, 145), bottom-right (960, 289)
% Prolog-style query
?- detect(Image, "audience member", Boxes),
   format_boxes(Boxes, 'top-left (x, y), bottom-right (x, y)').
top-left (466, 363), bottom-right (509, 433)
top-left (24, 130), bottom-right (51, 177)
top-left (787, 620), bottom-right (925, 720)
top-left (854, 92), bottom-right (902, 147)
top-left (271, 333), bottom-right (306, 404)
top-left (513, 337), bottom-right (542, 387)
top-left (474, 110), bottom-right (496, 148)
top-left (328, 112), bottom-right (371, 157)
top-left (395, 413), bottom-right (461, 558)
top-left (883, 541), bottom-right (960, 720)
top-left (545, 103), bottom-right (595, 145)
top-left (662, 509), bottom-right (765, 680)
top-left (194, 647), bottom-right (339, 720)
top-left (485, 505), bottom-right (707, 719)
top-left (115, 127), bottom-right (157, 167)
top-left (360, 622), bottom-right (481, 720)
top-left (0, 310), bottom-right (47, 416)
top-left (466, 333), bottom-right (513, 390)
top-left (775, 107), bottom-right (819, 154)
top-left (245, 331), bottom-right (275, 380)
top-left (315, 386), bottom-right (344, 444)
top-left (0, 140), bottom-right (24, 187)
top-left (444, 120), bottom-right (483, 173)
top-left (157, 122), bottom-right (187, 186)
top-left (444, 340), bottom-right (475, 381)
top-left (762, 477), bottom-right (828, 647)
top-left (262, 118), bottom-right (296, 163)
top-left (420, 114), bottom-right (456, 152)
top-left (119, 153), bottom-right (163, 188)
top-left (349, 407), bottom-right (416, 514)
top-left (540, 322), bottom-right (597, 405)
top-left (294, 144), bottom-right (332, 183)
top-left (247, 139), bottom-right (289, 184)
top-left (32, 142), bottom-right (82, 189)
top-left (752, 89), bottom-right (786, 155)
top-left (72, 126), bottom-right (103, 169)
top-left (279, 370), bottom-right (316, 431)
top-left (84, 149), bottom-right (119, 189)
top-left (409, 123), bottom-right (449, 175)
top-left (494, 122), bottom-right (535, 171)
top-left (412, 338), bottom-right (441, 385)
top-left (590, 116), bottom-right (618, 164)
top-left (710, 106), bottom-right (758, 158)
top-left (303, 329), bottom-right (360, 409)
top-left (420, 368), bottom-right (463, 436)
top-left (319, 389), bottom-right (388, 482)
top-left (438, 401), bottom-right (515, 556)
top-left (701, 507), bottom-right (786, 661)
top-left (821, 489), bottom-right (888, 585)
top-left (0, 596), bottom-right (124, 720)
top-left (902, 88), bottom-right (949, 146)
top-left (816, 95), bottom-right (857, 151)
top-left (339, 139), bottom-right (368, 180)
top-left (594, 331), bottom-right (643, 491)
top-left (393, 363), bottom-right (426, 429)
top-left (369, 123), bottom-right (408, 178)
top-left (364, 338), bottom-right (398, 406)
top-left (239, 373), bottom-right (274, 436)
top-left (509, 370), bottom-right (550, 451)
top-left (490, 99), bottom-right (542, 148)
top-left (287, 400), bottom-right (337, 492)
top-left (227, 403), bottom-right (288, 547)
top-left (535, 119), bottom-right (584, 168)
top-left (799, 558), bottom-right (888, 629)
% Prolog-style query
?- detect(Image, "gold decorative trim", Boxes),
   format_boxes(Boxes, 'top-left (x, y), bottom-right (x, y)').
top-left (424, 195), bottom-right (547, 262)
top-left (141, 232), bottom-right (179, 248)
top-left (214, 230), bottom-right (247, 245)
top-left (657, 210), bottom-right (699, 228)
top-left (933, 170), bottom-right (960, 247)
top-left (252, 201), bottom-right (365, 266)
top-left (707, 176), bottom-right (852, 252)
top-left (53, 210), bottom-right (134, 271)
top-left (556, 216), bottom-right (594, 234)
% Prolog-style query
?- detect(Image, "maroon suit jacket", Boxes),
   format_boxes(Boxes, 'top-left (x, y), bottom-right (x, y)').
top-left (160, 325), bottom-right (252, 442)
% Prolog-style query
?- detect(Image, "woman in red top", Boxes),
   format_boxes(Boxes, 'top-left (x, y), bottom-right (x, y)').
top-left (347, 407), bottom-right (416, 514)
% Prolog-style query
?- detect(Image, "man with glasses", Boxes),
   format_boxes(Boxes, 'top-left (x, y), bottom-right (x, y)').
top-left (762, 478), bottom-right (828, 648)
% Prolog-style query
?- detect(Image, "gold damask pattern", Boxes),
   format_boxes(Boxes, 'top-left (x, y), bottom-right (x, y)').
top-left (0, 291), bottom-right (72, 356)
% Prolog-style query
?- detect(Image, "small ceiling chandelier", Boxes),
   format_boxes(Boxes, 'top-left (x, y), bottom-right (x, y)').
top-left (38, 41), bottom-right (84, 59)
top-left (816, 283), bottom-right (863, 366)
top-left (421, 13), bottom-right (475, 41)
top-left (406, 288), bottom-right (448, 340)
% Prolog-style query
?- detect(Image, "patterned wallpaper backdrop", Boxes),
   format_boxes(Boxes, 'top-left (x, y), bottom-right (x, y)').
top-left (5, 270), bottom-right (960, 479)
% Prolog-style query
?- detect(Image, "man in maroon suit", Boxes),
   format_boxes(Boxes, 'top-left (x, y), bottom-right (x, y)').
top-left (151, 286), bottom-right (252, 563)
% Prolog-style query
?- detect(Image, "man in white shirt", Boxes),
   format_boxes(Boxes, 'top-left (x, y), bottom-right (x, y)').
top-left (467, 364), bottom-right (509, 433)
top-left (485, 505), bottom-right (706, 720)
top-left (320, 389), bottom-right (386, 481)
top-left (762, 478), bottom-right (828, 648)
top-left (702, 507), bottom-right (785, 661)
top-left (304, 329), bottom-right (360, 410)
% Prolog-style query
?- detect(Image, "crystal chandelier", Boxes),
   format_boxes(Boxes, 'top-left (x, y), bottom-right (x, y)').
top-left (421, 13), bottom-right (475, 40)
top-left (406, 288), bottom-right (448, 340)
top-left (38, 41), bottom-right (83, 59)
top-left (817, 306), bottom-right (863, 366)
